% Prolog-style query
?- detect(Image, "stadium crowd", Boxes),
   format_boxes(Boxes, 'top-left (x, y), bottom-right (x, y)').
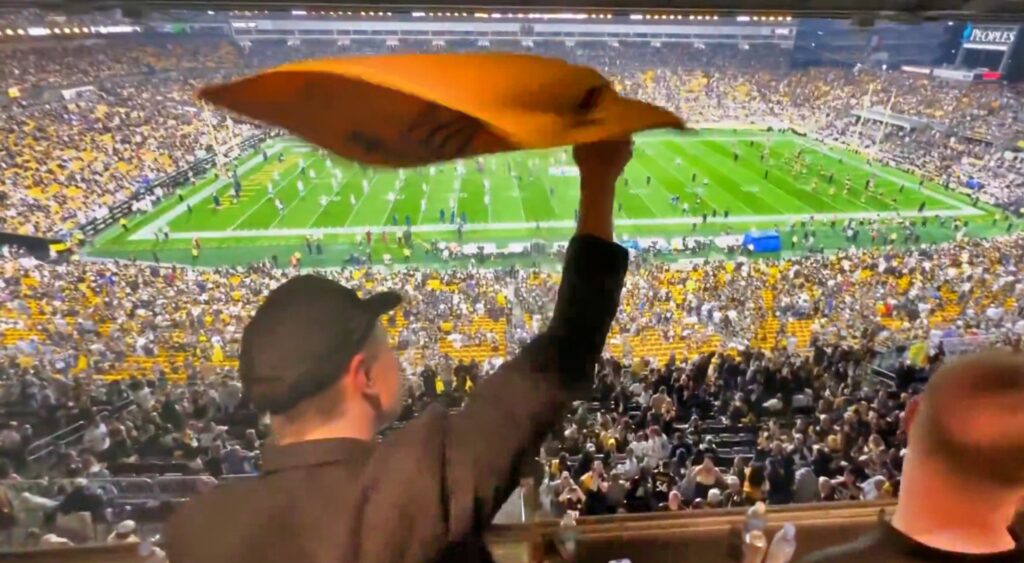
top-left (2, 229), bottom-right (1022, 531)
top-left (1, 37), bottom-right (1023, 239)
top-left (1, 27), bottom-right (1023, 557)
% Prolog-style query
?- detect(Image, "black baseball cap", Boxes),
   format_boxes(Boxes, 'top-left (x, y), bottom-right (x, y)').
top-left (240, 274), bottom-right (401, 414)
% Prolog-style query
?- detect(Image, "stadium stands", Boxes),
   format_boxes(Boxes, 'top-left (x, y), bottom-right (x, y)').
top-left (1, 37), bottom-right (1022, 239)
top-left (1, 13), bottom-right (1024, 561)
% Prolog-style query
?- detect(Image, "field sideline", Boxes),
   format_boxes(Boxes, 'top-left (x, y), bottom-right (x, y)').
top-left (89, 129), bottom-right (1007, 267)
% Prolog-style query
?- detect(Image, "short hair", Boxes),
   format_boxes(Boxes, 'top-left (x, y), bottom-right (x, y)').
top-left (274, 325), bottom-right (388, 426)
top-left (916, 353), bottom-right (1024, 487)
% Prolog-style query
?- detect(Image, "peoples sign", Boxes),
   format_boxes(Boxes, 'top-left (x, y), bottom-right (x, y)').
top-left (966, 25), bottom-right (1018, 45)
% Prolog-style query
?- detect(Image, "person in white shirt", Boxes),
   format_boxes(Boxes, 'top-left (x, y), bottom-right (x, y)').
top-left (645, 427), bottom-right (670, 466)
top-left (82, 418), bottom-right (110, 453)
top-left (133, 386), bottom-right (154, 410)
top-left (639, 385), bottom-right (653, 406)
top-left (618, 446), bottom-right (641, 480)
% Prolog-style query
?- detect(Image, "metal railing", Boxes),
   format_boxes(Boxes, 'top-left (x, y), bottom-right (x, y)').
top-left (26, 398), bottom-right (137, 462)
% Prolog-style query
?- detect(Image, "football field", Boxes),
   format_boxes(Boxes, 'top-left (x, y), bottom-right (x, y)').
top-left (89, 129), bottom-right (1005, 267)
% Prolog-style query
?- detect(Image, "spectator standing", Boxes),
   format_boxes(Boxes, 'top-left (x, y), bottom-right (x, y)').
top-left (166, 140), bottom-right (632, 563)
top-left (801, 354), bottom-right (1024, 561)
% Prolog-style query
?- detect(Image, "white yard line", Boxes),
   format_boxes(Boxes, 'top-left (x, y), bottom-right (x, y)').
top-left (268, 175), bottom-right (332, 229)
top-left (162, 207), bottom-right (984, 240)
top-left (629, 159), bottom-right (676, 217)
top-left (343, 174), bottom-right (385, 227)
top-left (487, 179), bottom-right (493, 224)
top-left (416, 173), bottom-right (433, 224)
top-left (228, 165), bottom-right (304, 231)
top-left (377, 176), bottom-right (405, 229)
top-left (303, 188), bottom-right (336, 230)
top-left (451, 175), bottom-right (463, 219)
top-left (131, 141), bottom-right (282, 241)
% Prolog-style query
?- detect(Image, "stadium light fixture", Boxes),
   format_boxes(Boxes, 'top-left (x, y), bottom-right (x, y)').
top-left (629, 14), bottom-right (642, 20)
top-left (52, 28), bottom-right (62, 34)
top-left (206, 10), bottom-right (214, 15)
top-left (412, 11), bottom-right (425, 17)
top-left (736, 15), bottom-right (750, 21)
top-left (15, 29), bottom-right (25, 35)
top-left (291, 10), bottom-right (306, 15)
top-left (4, 29), bottom-right (12, 35)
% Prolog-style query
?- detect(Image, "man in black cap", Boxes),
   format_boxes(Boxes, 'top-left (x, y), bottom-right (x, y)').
top-left (165, 139), bottom-right (632, 563)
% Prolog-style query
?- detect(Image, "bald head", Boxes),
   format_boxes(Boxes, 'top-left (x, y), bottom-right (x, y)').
top-left (912, 353), bottom-right (1024, 487)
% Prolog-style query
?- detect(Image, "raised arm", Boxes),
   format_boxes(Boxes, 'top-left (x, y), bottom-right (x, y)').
top-left (353, 141), bottom-right (633, 562)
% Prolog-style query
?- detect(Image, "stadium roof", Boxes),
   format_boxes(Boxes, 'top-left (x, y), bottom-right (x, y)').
top-left (6, 0), bottom-right (1024, 22)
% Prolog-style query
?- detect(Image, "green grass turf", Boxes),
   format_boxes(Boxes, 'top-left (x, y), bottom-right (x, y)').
top-left (87, 129), bottom-right (1011, 268)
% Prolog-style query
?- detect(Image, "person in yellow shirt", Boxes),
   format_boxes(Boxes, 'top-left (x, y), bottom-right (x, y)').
top-left (578, 460), bottom-right (606, 493)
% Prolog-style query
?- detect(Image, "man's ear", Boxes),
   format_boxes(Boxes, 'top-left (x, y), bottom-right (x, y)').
top-left (903, 395), bottom-right (922, 439)
top-left (347, 352), bottom-right (378, 397)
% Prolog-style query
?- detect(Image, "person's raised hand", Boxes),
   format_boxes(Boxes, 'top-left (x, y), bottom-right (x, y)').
top-left (573, 139), bottom-right (633, 190)
top-left (573, 138), bottom-right (632, 241)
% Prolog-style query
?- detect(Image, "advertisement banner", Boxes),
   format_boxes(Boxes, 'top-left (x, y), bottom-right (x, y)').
top-left (962, 23), bottom-right (1018, 48)
top-left (900, 65), bottom-right (931, 75)
top-left (931, 68), bottom-right (975, 81)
